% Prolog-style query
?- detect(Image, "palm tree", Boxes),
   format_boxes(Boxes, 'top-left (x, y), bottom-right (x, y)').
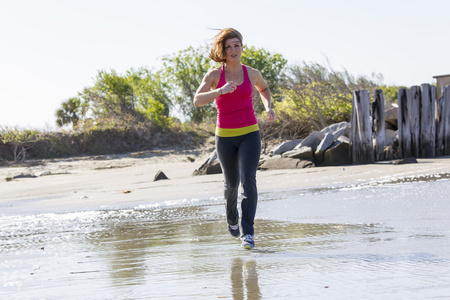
top-left (56, 97), bottom-right (82, 128)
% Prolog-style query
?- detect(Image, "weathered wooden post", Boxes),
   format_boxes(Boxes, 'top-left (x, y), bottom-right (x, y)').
top-left (420, 84), bottom-right (436, 158)
top-left (444, 86), bottom-right (450, 155)
top-left (350, 90), bottom-right (374, 164)
top-left (436, 95), bottom-right (445, 156)
top-left (398, 88), bottom-right (411, 158)
top-left (410, 86), bottom-right (421, 158)
top-left (372, 89), bottom-right (385, 161)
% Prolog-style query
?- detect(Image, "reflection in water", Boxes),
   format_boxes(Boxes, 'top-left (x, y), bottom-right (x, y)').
top-left (97, 222), bottom-right (148, 286)
top-left (0, 204), bottom-right (380, 298)
top-left (1, 178), bottom-right (449, 299)
top-left (231, 258), bottom-right (261, 300)
top-left (85, 206), bottom-right (226, 288)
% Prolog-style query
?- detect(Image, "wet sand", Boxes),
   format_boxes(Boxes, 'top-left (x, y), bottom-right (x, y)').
top-left (1, 150), bottom-right (450, 212)
top-left (1, 152), bottom-right (450, 299)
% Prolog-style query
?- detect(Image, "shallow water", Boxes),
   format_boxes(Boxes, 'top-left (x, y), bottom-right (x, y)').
top-left (1, 175), bottom-right (450, 299)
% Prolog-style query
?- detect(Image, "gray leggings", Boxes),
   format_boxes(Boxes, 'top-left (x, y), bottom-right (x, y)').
top-left (215, 131), bottom-right (261, 236)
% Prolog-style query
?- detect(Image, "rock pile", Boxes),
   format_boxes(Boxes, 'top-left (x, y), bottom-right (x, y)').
top-left (260, 121), bottom-right (351, 170)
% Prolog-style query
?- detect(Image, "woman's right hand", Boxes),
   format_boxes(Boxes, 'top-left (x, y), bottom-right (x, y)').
top-left (220, 81), bottom-right (238, 94)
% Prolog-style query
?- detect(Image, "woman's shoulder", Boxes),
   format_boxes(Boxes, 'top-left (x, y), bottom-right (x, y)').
top-left (243, 65), bottom-right (262, 80)
top-left (201, 66), bottom-right (222, 88)
top-left (205, 66), bottom-right (222, 80)
top-left (210, 66), bottom-right (222, 75)
top-left (244, 65), bottom-right (261, 74)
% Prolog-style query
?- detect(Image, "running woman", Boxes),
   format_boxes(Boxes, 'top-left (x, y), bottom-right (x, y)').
top-left (194, 28), bottom-right (275, 249)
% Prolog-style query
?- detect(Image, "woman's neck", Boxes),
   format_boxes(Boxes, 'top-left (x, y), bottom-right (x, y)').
top-left (224, 61), bottom-right (241, 72)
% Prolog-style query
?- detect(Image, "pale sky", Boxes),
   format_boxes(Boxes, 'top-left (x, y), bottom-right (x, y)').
top-left (1, 0), bottom-right (449, 130)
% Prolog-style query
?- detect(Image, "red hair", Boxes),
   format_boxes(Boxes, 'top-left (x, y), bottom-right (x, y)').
top-left (209, 28), bottom-right (243, 63)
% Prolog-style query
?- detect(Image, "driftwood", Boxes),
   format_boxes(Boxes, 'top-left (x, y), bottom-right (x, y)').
top-left (420, 84), bottom-right (436, 158)
top-left (398, 88), bottom-right (411, 159)
top-left (372, 89), bottom-right (385, 161)
top-left (410, 86), bottom-right (421, 158)
top-left (350, 90), bottom-right (374, 164)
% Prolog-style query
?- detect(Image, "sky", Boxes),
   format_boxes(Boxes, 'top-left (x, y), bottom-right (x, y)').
top-left (1, 0), bottom-right (449, 130)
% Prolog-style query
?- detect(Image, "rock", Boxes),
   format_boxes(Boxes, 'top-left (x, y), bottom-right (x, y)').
top-left (13, 173), bottom-right (37, 179)
top-left (296, 160), bottom-right (315, 169)
top-left (129, 151), bottom-right (152, 158)
top-left (269, 139), bottom-right (303, 155)
top-left (259, 157), bottom-right (314, 170)
top-left (205, 162), bottom-right (222, 174)
top-left (385, 106), bottom-right (398, 120)
top-left (282, 146), bottom-right (314, 161)
top-left (294, 131), bottom-right (325, 152)
top-left (384, 145), bottom-right (394, 161)
top-left (258, 154), bottom-right (269, 167)
top-left (385, 121), bottom-right (397, 131)
top-left (154, 170), bottom-right (169, 181)
top-left (52, 170), bottom-right (69, 175)
top-left (393, 157), bottom-right (418, 165)
top-left (320, 121), bottom-right (350, 138)
top-left (322, 136), bottom-right (351, 166)
top-left (384, 100), bottom-right (397, 110)
top-left (385, 129), bottom-right (397, 146)
top-left (36, 170), bottom-right (51, 177)
top-left (385, 106), bottom-right (398, 130)
top-left (338, 135), bottom-right (350, 144)
top-left (192, 150), bottom-right (222, 175)
top-left (266, 122), bottom-right (351, 167)
top-left (315, 133), bottom-right (336, 163)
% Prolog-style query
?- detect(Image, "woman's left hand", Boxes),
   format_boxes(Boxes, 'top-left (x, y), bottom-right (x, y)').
top-left (266, 109), bottom-right (275, 122)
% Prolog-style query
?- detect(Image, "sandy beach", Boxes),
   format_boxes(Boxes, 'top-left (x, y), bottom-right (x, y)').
top-left (2, 150), bottom-right (450, 299)
top-left (1, 149), bottom-right (450, 211)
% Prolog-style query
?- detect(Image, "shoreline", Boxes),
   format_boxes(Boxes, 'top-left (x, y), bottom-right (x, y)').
top-left (1, 151), bottom-right (450, 213)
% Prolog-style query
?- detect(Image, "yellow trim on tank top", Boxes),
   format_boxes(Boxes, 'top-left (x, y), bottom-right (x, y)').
top-left (215, 124), bottom-right (259, 137)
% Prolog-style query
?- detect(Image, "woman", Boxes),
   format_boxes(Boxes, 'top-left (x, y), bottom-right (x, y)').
top-left (194, 28), bottom-right (275, 249)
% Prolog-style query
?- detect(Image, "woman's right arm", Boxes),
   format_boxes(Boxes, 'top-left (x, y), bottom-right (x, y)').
top-left (193, 70), bottom-right (221, 107)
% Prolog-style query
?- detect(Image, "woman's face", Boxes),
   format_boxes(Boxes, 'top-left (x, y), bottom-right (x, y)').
top-left (224, 38), bottom-right (243, 62)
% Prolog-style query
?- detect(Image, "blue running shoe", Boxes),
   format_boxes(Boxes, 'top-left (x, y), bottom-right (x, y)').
top-left (241, 234), bottom-right (255, 249)
top-left (228, 224), bottom-right (240, 237)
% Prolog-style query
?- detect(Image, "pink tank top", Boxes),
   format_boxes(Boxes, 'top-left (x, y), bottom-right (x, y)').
top-left (215, 64), bottom-right (258, 130)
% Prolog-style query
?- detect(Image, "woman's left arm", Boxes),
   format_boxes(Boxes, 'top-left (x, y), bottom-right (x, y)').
top-left (252, 69), bottom-right (275, 121)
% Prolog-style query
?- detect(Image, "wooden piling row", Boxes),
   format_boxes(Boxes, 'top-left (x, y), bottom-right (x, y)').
top-left (351, 84), bottom-right (449, 164)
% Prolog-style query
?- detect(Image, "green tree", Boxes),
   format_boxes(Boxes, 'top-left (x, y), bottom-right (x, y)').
top-left (76, 68), bottom-right (172, 128)
top-left (91, 69), bottom-right (137, 119)
top-left (161, 45), bottom-right (217, 124)
top-left (126, 68), bottom-right (171, 118)
top-left (56, 97), bottom-right (87, 128)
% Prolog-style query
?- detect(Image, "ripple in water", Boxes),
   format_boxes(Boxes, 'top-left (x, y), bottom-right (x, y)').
top-left (1, 178), bottom-right (449, 299)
